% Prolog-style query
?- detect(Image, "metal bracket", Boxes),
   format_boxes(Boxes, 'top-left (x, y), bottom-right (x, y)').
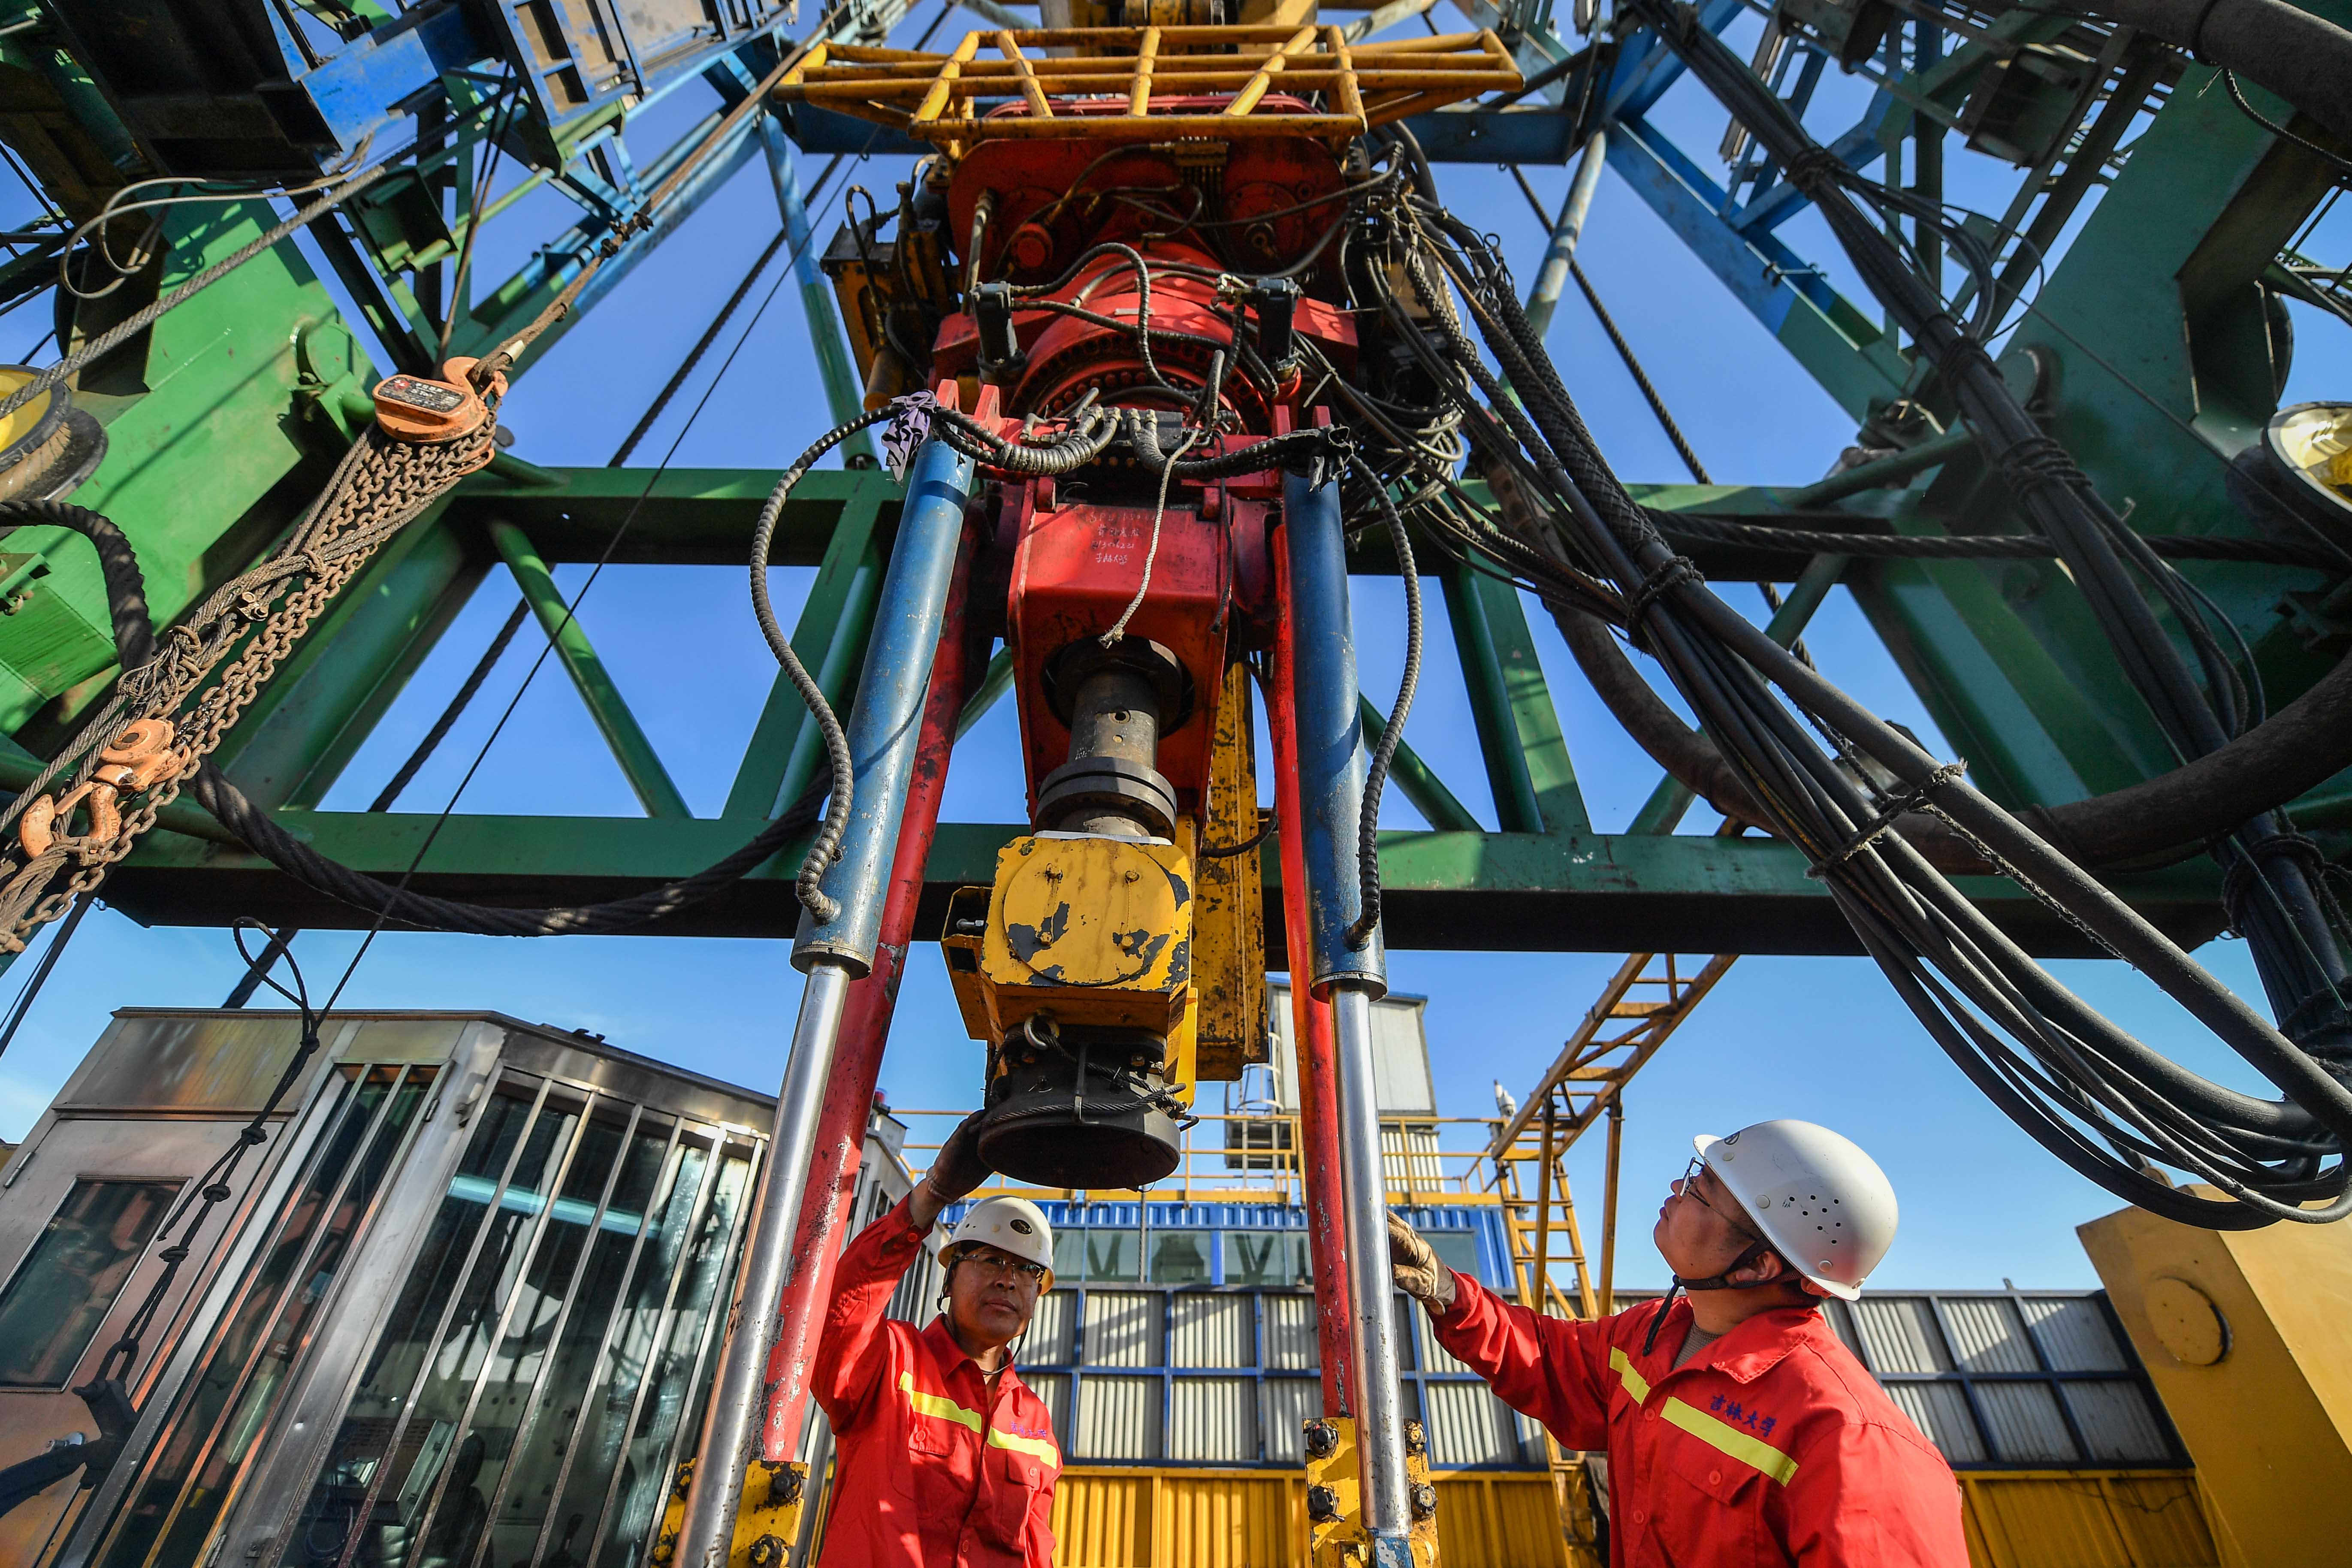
top-left (1305, 1417), bottom-right (1443, 1566)
top-left (649, 1458), bottom-right (809, 1568)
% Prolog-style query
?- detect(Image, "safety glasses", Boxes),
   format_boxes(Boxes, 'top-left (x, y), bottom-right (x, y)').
top-left (1676, 1157), bottom-right (1765, 1244)
top-left (960, 1250), bottom-right (1049, 1285)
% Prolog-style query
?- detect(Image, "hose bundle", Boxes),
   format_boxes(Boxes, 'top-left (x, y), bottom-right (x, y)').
top-left (1349, 142), bottom-right (2352, 1225)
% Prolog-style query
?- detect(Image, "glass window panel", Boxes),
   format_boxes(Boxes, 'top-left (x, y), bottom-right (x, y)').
top-left (549, 1136), bottom-right (708, 1562)
top-left (97, 1069), bottom-right (382, 1568)
top-left (478, 1120), bottom-right (671, 1568)
top-left (1147, 1230), bottom-right (1211, 1285)
top-left (1083, 1230), bottom-right (1141, 1284)
top-left (395, 1098), bottom-right (583, 1562)
top-left (1050, 1229), bottom-right (1085, 1284)
top-left (1225, 1231), bottom-right (1311, 1288)
top-left (457, 1111), bottom-right (629, 1561)
top-left (593, 1143), bottom-right (752, 1568)
top-left (1423, 1230), bottom-right (1482, 1287)
top-left (277, 1083), bottom-right (548, 1568)
top-left (0, 1178), bottom-right (180, 1387)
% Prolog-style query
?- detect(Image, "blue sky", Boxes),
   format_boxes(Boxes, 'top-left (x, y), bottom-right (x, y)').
top-left (0, 7), bottom-right (2343, 1296)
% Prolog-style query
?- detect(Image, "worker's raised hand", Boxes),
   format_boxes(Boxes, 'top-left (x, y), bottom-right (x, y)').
top-left (925, 1108), bottom-right (994, 1205)
top-left (1387, 1213), bottom-right (1456, 1311)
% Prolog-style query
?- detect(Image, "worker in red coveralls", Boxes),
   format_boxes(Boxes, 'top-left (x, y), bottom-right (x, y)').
top-left (1389, 1119), bottom-right (1968, 1567)
top-left (812, 1110), bottom-right (1060, 1566)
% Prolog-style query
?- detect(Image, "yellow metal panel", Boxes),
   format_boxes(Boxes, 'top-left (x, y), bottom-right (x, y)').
top-left (1161, 1474), bottom-right (1298, 1563)
top-left (1054, 1470), bottom-right (1155, 1566)
top-left (2080, 1191), bottom-right (2352, 1567)
top-left (1192, 660), bottom-right (1268, 1082)
top-left (1953, 1471), bottom-right (2217, 1568)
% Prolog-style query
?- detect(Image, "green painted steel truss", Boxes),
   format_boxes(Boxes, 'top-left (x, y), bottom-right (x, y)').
top-left (49, 462), bottom-right (2228, 960)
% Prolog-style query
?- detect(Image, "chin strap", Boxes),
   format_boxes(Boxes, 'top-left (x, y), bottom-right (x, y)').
top-left (1640, 1239), bottom-right (1781, 1356)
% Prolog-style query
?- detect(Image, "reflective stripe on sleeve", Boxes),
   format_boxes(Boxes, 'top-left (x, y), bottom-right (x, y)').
top-left (898, 1371), bottom-right (983, 1434)
top-left (1608, 1347), bottom-right (1798, 1485)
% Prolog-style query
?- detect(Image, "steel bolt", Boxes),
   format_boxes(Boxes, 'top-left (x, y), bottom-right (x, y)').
top-left (1304, 1419), bottom-right (1339, 1459)
top-left (747, 1536), bottom-right (789, 1567)
top-left (1307, 1484), bottom-right (1341, 1522)
top-left (767, 1466), bottom-right (804, 1507)
top-left (1404, 1420), bottom-right (1426, 1456)
top-left (1123, 868), bottom-right (1140, 882)
top-left (1410, 1482), bottom-right (1438, 1520)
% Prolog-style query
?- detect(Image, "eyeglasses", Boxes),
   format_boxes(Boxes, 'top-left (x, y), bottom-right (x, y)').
top-left (1676, 1157), bottom-right (1764, 1244)
top-left (959, 1250), bottom-right (1048, 1285)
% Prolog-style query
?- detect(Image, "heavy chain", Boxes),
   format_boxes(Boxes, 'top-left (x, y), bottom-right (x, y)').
top-left (0, 420), bottom-right (497, 951)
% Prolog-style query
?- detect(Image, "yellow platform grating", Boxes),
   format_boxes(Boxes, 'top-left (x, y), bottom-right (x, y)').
top-left (774, 24), bottom-right (1521, 146)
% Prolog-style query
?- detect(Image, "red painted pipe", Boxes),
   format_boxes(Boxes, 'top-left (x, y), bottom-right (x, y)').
top-left (761, 535), bottom-right (982, 1461)
top-left (1267, 531), bottom-right (1357, 1418)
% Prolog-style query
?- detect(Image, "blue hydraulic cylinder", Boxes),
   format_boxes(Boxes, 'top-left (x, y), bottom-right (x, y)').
top-left (1280, 466), bottom-right (1389, 996)
top-left (793, 436), bottom-right (976, 973)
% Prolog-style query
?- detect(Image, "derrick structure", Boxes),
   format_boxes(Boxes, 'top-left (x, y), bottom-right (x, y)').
top-left (0, 0), bottom-right (2345, 1563)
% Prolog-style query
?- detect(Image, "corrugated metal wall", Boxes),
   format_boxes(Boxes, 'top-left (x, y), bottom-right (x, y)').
top-left (1823, 1292), bottom-right (2181, 1468)
top-left (1026, 1468), bottom-right (2215, 1567)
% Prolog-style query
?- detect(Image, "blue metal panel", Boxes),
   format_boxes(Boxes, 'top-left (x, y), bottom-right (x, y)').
top-left (296, 6), bottom-right (496, 159)
top-left (1404, 107), bottom-right (1580, 165)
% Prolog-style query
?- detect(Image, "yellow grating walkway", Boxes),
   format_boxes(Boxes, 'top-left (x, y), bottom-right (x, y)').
top-left (774, 25), bottom-right (1519, 145)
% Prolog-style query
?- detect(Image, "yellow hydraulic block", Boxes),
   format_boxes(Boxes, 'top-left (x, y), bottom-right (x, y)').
top-left (2080, 1190), bottom-right (2352, 1568)
top-left (1304, 1417), bottom-right (1440, 1567)
top-left (646, 1458), bottom-right (809, 1568)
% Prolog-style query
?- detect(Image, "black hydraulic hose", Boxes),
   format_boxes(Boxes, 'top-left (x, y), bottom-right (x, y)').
top-left (1393, 209), bottom-right (2352, 1221)
top-left (1621, 0), bottom-right (2352, 1119)
top-left (2072, 0), bottom-right (2352, 147)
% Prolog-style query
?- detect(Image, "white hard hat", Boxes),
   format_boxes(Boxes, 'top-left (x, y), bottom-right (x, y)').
top-left (945, 1195), bottom-right (1056, 1288)
top-left (1694, 1121), bottom-right (1897, 1301)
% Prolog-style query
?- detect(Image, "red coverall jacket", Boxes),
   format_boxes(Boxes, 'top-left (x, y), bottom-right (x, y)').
top-left (1431, 1272), bottom-right (1969, 1567)
top-left (810, 1196), bottom-right (1060, 1567)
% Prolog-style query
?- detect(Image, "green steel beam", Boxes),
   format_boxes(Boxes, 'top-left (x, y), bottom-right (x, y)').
top-left (1443, 559), bottom-right (1588, 834)
top-left (488, 518), bottom-right (693, 820)
top-left (445, 465), bottom-right (899, 565)
top-left (957, 648), bottom-right (1015, 741)
top-left (1359, 694), bottom-right (1481, 834)
top-left (724, 482), bottom-right (891, 818)
top-left (103, 811), bottom-right (2226, 959)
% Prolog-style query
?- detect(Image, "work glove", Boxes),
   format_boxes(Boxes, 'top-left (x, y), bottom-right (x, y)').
top-left (1388, 1213), bottom-right (1457, 1312)
top-left (924, 1109), bottom-right (993, 1205)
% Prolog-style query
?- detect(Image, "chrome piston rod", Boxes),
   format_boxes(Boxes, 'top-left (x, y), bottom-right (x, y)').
top-left (673, 434), bottom-right (976, 1568)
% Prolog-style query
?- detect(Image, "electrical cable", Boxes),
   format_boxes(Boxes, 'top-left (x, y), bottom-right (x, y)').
top-left (0, 894), bottom-right (85, 1063)
top-left (1345, 454), bottom-right (1421, 949)
top-left (1356, 160), bottom-right (2352, 1225)
top-left (435, 68), bottom-right (524, 362)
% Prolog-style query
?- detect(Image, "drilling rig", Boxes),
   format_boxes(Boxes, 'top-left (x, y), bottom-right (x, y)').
top-left (0, 0), bottom-right (2349, 1564)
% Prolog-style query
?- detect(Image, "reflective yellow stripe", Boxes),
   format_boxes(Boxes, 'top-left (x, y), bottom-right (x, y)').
top-left (898, 1371), bottom-right (982, 1434)
top-left (1661, 1397), bottom-right (1800, 1485)
top-left (1608, 1346), bottom-right (1652, 1403)
top-left (1609, 1349), bottom-right (1798, 1485)
top-left (898, 1372), bottom-right (1061, 1468)
top-left (987, 1427), bottom-right (1062, 1468)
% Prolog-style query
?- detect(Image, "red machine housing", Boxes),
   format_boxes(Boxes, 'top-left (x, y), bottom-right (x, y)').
top-left (935, 122), bottom-right (1356, 817)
